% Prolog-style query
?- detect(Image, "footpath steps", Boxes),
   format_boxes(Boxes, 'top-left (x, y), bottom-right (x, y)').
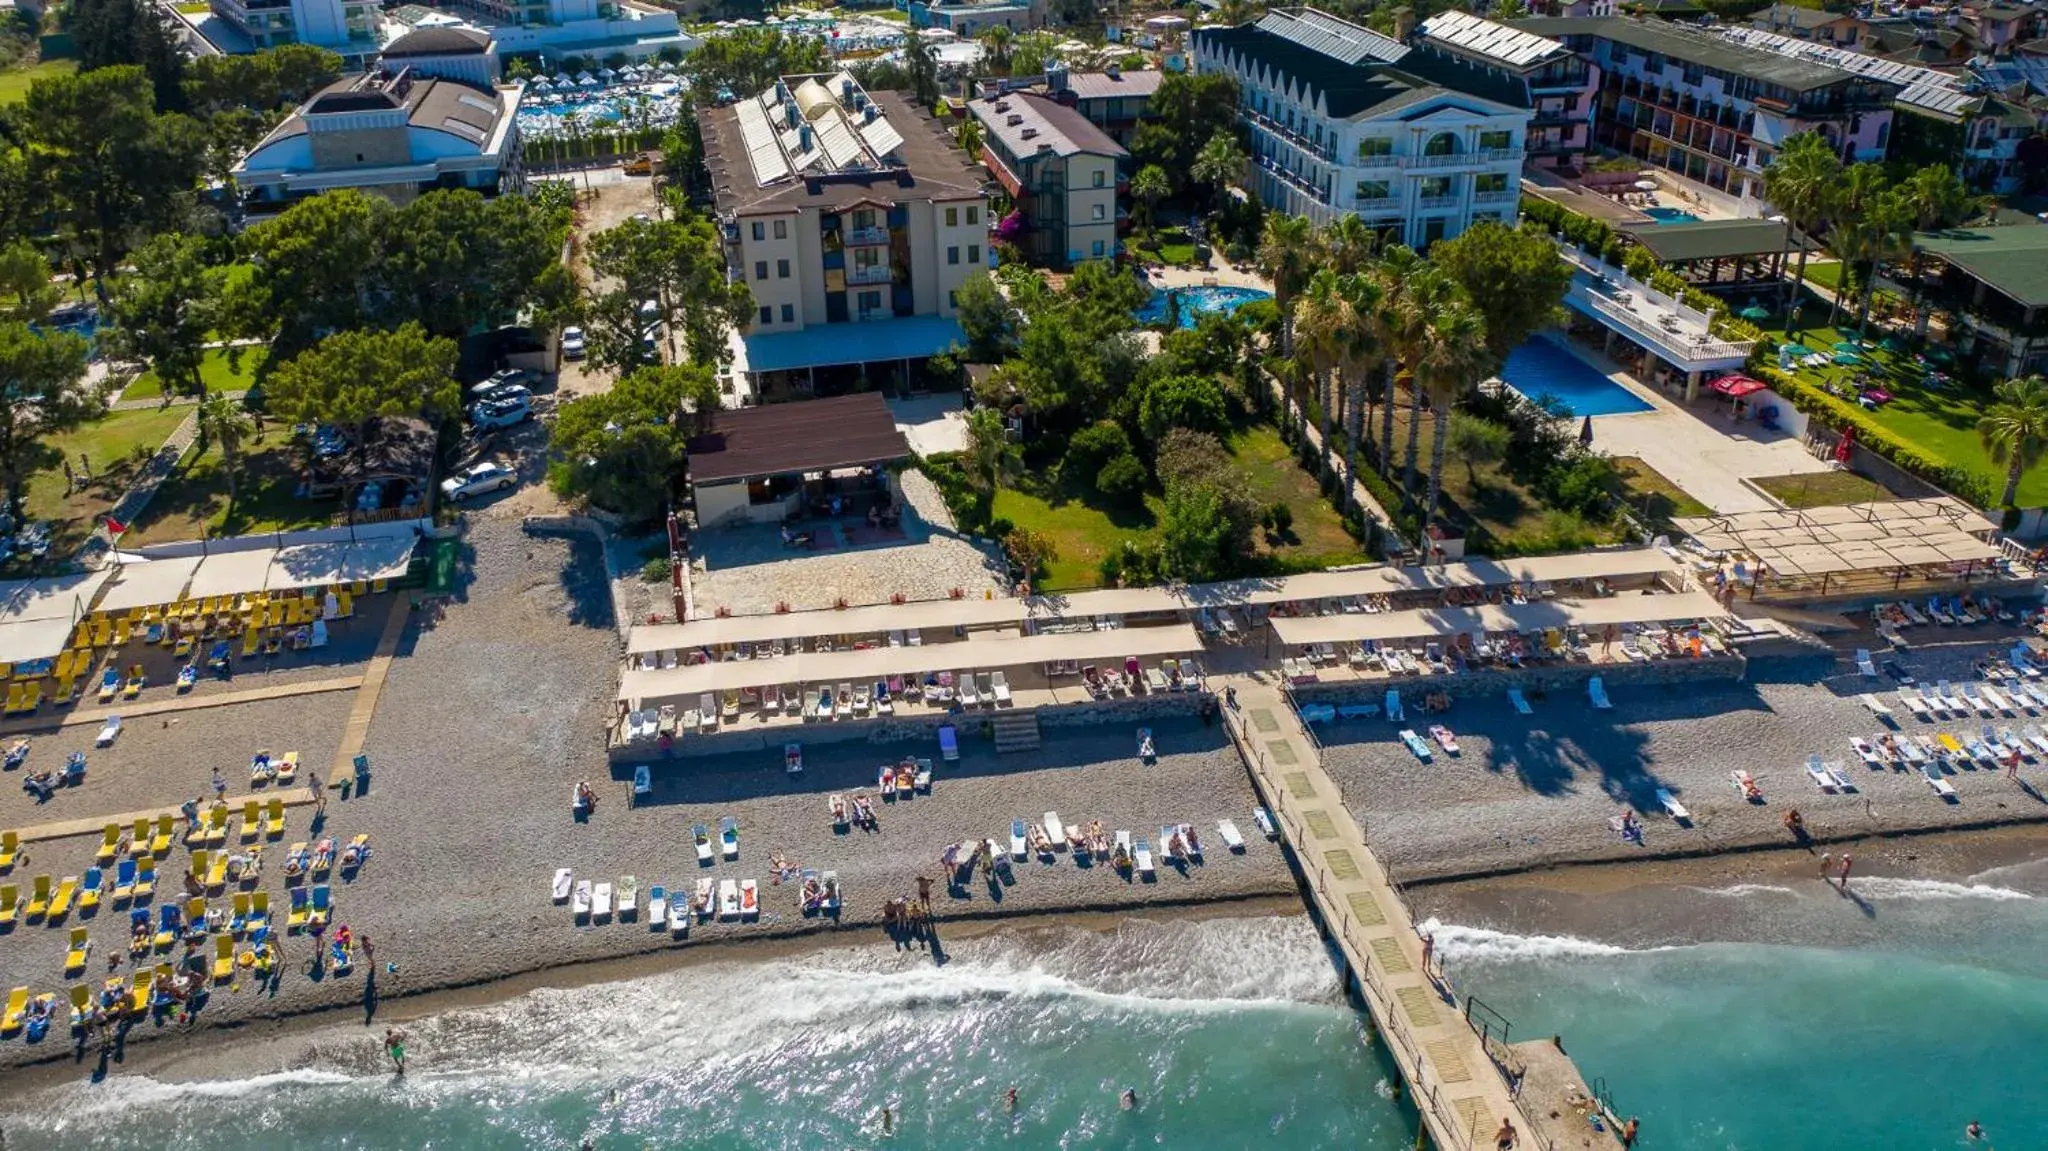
top-left (990, 710), bottom-right (1041, 753)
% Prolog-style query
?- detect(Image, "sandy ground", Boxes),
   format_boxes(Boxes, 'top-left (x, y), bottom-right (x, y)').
top-left (556, 170), bottom-right (662, 403)
top-left (1319, 638), bottom-right (2048, 884)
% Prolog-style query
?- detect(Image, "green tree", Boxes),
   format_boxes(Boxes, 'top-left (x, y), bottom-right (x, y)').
top-left (1430, 220), bottom-right (1572, 363)
top-left (385, 190), bottom-right (563, 340)
top-left (192, 392), bottom-right (255, 508)
top-left (1414, 293), bottom-right (1490, 540)
top-left (1321, 214), bottom-right (1377, 274)
top-left (1336, 271), bottom-right (1386, 512)
top-left (585, 209), bottom-right (749, 368)
top-left (103, 232), bottom-right (222, 399)
top-left (1448, 412), bottom-right (1510, 485)
top-left (979, 24), bottom-right (1016, 72)
top-left (1980, 374), bottom-right (2048, 508)
top-left (68, 0), bottom-right (188, 111)
top-left (1139, 373), bottom-right (1230, 443)
top-left (1256, 213), bottom-right (1316, 364)
top-left (0, 325), bottom-right (99, 522)
top-left (954, 272), bottom-right (1015, 362)
top-left (1897, 163), bottom-right (1978, 337)
top-left (227, 187), bottom-right (389, 354)
top-left (1191, 133), bottom-right (1247, 208)
top-left (1293, 269), bottom-right (1356, 472)
top-left (1820, 164), bottom-right (1895, 328)
top-left (1762, 132), bottom-right (1843, 306)
top-left (685, 29), bottom-right (830, 102)
top-left (548, 364), bottom-right (707, 522)
top-left (0, 240), bottom-right (59, 322)
top-left (182, 44), bottom-right (341, 114)
top-left (1131, 165), bottom-right (1172, 231)
top-left (264, 323), bottom-right (460, 431)
top-left (965, 406), bottom-right (1013, 492)
top-left (1144, 71), bottom-right (1242, 177)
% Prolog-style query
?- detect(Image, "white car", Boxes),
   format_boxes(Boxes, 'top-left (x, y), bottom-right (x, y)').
top-left (561, 326), bottom-right (587, 359)
top-left (440, 462), bottom-right (517, 502)
top-left (469, 394), bottom-right (533, 430)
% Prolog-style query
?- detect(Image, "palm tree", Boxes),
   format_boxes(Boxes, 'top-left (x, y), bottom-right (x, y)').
top-left (1762, 132), bottom-right (1843, 308)
top-left (1321, 214), bottom-right (1376, 275)
top-left (1131, 165), bottom-right (1172, 232)
top-left (1414, 297), bottom-right (1491, 542)
top-left (979, 24), bottom-right (1015, 72)
top-left (1294, 270), bottom-right (1353, 478)
top-left (194, 393), bottom-right (256, 511)
top-left (1851, 189), bottom-right (1914, 336)
top-left (965, 406), bottom-right (1012, 493)
top-left (1256, 214), bottom-right (1317, 364)
top-left (1898, 164), bottom-right (1978, 338)
top-left (1980, 374), bottom-right (2048, 508)
top-left (1822, 164), bottom-right (1892, 328)
top-left (1191, 133), bottom-right (1247, 209)
top-left (1372, 246), bottom-right (1426, 481)
top-left (1337, 270), bottom-right (1386, 515)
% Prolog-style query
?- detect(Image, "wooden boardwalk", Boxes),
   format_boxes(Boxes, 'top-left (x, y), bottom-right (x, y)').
top-left (330, 598), bottom-right (410, 782)
top-left (10, 788), bottom-right (317, 846)
top-left (1217, 675), bottom-right (1613, 1151)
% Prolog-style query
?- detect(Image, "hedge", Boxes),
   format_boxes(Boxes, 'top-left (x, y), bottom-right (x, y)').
top-left (1753, 366), bottom-right (1995, 507)
top-left (1518, 196), bottom-right (1763, 345)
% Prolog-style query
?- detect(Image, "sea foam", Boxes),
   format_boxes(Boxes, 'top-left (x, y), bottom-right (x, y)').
top-left (1846, 877), bottom-right (2034, 902)
top-left (1417, 918), bottom-right (1663, 964)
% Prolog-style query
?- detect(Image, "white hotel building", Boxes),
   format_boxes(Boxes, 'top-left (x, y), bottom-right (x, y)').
top-left (1191, 8), bottom-right (1534, 248)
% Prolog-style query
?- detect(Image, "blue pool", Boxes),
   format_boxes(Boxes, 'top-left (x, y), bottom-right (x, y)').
top-left (1641, 206), bottom-right (1700, 224)
top-left (1501, 337), bottom-right (1651, 417)
top-left (1135, 284), bottom-right (1274, 329)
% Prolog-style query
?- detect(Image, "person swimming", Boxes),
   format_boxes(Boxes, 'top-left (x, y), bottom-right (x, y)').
top-left (1120, 1088), bottom-right (1137, 1111)
top-left (1003, 1086), bottom-right (1018, 1113)
top-left (1967, 1119), bottom-right (1985, 1140)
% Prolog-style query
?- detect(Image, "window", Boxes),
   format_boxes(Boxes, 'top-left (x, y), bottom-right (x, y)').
top-left (1474, 172), bottom-right (1508, 194)
top-left (758, 306), bottom-right (772, 324)
top-left (773, 220), bottom-right (787, 240)
top-left (1091, 204), bottom-right (1106, 221)
top-left (945, 206), bottom-right (959, 226)
top-left (859, 290), bottom-right (882, 314)
top-left (1478, 130), bottom-right (1513, 152)
top-left (1354, 180), bottom-right (1391, 202)
top-left (1420, 176), bottom-right (1453, 198)
top-left (1092, 240), bottom-right (1105, 257)
top-left (753, 261), bottom-right (768, 280)
top-left (947, 246), bottom-right (960, 265)
top-left (968, 245), bottom-right (980, 264)
top-left (751, 222), bottom-right (765, 241)
top-left (1358, 137), bottom-right (1392, 159)
top-left (780, 304), bottom-right (794, 323)
top-left (948, 290), bottom-right (959, 308)
top-left (967, 206), bottom-right (979, 225)
top-left (776, 258), bottom-right (790, 279)
top-left (853, 209), bottom-right (876, 230)
top-left (1092, 169), bottom-right (1106, 188)
top-left (1423, 132), bottom-right (1460, 157)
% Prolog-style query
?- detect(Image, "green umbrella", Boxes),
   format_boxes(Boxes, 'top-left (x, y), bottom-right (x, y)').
top-left (1781, 342), bottom-right (1815, 357)
top-left (1832, 340), bottom-right (1862, 354)
top-left (1739, 305), bottom-right (1771, 321)
top-left (1925, 346), bottom-right (1954, 365)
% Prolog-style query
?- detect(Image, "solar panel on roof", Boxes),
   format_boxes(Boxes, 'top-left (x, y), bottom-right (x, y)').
top-left (1419, 11), bottom-right (1562, 68)
top-left (816, 112), bottom-right (866, 168)
top-left (440, 117), bottom-right (485, 142)
top-left (1258, 9), bottom-right (1407, 66)
top-left (1718, 24), bottom-right (1962, 99)
top-left (860, 116), bottom-right (905, 158)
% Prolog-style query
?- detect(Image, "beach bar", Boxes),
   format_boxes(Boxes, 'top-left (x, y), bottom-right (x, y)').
top-left (686, 394), bottom-right (912, 529)
top-left (1673, 498), bottom-right (2012, 602)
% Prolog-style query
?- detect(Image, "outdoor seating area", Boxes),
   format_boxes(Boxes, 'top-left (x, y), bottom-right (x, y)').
top-left (1673, 498), bottom-right (2018, 603)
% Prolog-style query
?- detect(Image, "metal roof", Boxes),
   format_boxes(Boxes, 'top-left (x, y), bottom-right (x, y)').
top-left (1419, 11), bottom-right (1566, 70)
top-left (1718, 26), bottom-right (1971, 115)
top-left (1256, 7), bottom-right (1408, 67)
top-left (1620, 218), bottom-right (1813, 263)
top-left (1515, 16), bottom-right (1859, 92)
top-left (1913, 225), bottom-right (2048, 308)
top-left (1674, 499), bottom-right (2002, 577)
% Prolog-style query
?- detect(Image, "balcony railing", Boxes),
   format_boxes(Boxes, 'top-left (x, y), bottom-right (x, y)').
top-left (1417, 195), bottom-right (1460, 210)
top-left (846, 226), bottom-right (889, 246)
top-left (1245, 108), bottom-right (1334, 163)
top-left (1352, 196), bottom-right (1399, 212)
top-left (1257, 155), bottom-right (1328, 205)
top-left (846, 264), bottom-right (892, 286)
top-left (1398, 148), bottom-right (1524, 170)
top-left (1474, 189), bottom-right (1517, 204)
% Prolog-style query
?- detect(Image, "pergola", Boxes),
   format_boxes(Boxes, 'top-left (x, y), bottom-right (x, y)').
top-left (1268, 590), bottom-right (1729, 647)
top-left (1618, 219), bottom-right (1814, 289)
top-left (1674, 498), bottom-right (2007, 599)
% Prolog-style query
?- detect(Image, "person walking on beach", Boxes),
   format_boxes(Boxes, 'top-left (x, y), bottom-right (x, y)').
top-left (1494, 1116), bottom-right (1519, 1149)
top-left (1838, 854), bottom-right (1853, 891)
top-left (211, 770), bottom-right (227, 802)
top-left (1818, 852), bottom-right (1832, 881)
top-left (1421, 932), bottom-right (1436, 977)
top-left (384, 1028), bottom-right (407, 1074)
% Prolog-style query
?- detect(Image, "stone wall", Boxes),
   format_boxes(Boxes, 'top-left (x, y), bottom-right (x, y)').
top-left (1287, 653), bottom-right (1747, 709)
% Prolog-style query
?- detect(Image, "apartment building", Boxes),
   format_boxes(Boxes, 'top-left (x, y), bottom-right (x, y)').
top-left (1192, 8), bottom-right (1533, 245)
top-left (231, 64), bottom-right (525, 220)
top-left (207, 0), bottom-right (379, 53)
top-left (1516, 16), bottom-right (1894, 205)
top-left (1048, 65), bottom-right (1162, 147)
top-left (1417, 12), bottom-right (1596, 171)
top-left (702, 73), bottom-right (990, 388)
top-left (970, 91), bottom-right (1125, 268)
top-left (904, 0), bottom-right (1041, 37)
top-left (1748, 4), bottom-right (1865, 47)
top-left (199, 0), bottom-right (687, 61)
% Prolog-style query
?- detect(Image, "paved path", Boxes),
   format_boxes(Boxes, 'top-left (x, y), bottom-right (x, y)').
top-left (1216, 674), bottom-right (1610, 1151)
top-left (1266, 376), bottom-right (1402, 553)
top-left (10, 787), bottom-right (316, 845)
top-left (9, 676), bottom-right (365, 732)
top-left (330, 598), bottom-right (410, 783)
top-left (73, 408), bottom-right (200, 569)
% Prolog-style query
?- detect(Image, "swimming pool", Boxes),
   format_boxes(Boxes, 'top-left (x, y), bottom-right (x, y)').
top-left (1641, 206), bottom-right (1701, 224)
top-left (1134, 284), bottom-right (1274, 329)
top-left (1501, 337), bottom-right (1651, 417)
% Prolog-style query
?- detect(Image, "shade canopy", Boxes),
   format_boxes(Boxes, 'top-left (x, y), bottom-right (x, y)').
top-left (1708, 375), bottom-right (1768, 398)
top-left (97, 556), bottom-right (206, 613)
top-left (0, 616), bottom-right (80, 666)
top-left (0, 570), bottom-right (112, 623)
top-left (1675, 498), bottom-right (2002, 577)
top-left (186, 549), bottom-right (281, 600)
top-left (267, 535), bottom-right (418, 590)
top-left (1269, 591), bottom-right (1728, 647)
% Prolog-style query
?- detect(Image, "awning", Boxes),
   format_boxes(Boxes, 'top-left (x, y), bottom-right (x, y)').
top-left (0, 616), bottom-right (79, 666)
top-left (740, 315), bottom-right (967, 374)
top-left (186, 548), bottom-right (281, 600)
top-left (630, 596), bottom-right (1029, 655)
top-left (1709, 375), bottom-right (1769, 398)
top-left (0, 570), bottom-right (113, 623)
top-left (267, 534), bottom-right (418, 591)
top-left (97, 557), bottom-right (205, 613)
top-left (1268, 591), bottom-right (1729, 647)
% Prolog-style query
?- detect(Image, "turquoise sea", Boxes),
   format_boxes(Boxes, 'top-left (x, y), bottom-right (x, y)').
top-left (10, 855), bottom-right (2046, 1150)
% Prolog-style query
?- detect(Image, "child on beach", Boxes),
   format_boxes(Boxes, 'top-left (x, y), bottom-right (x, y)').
top-left (385, 1028), bottom-right (407, 1074)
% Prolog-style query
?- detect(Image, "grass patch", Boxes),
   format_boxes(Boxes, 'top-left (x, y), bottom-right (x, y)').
top-left (19, 406), bottom-right (195, 561)
top-left (1752, 470), bottom-right (1896, 509)
top-left (1377, 403), bottom-right (1629, 555)
top-left (121, 346), bottom-right (268, 402)
top-left (0, 58), bottom-right (76, 106)
top-left (123, 435), bottom-right (332, 544)
top-left (1613, 456), bottom-right (1712, 519)
top-left (1800, 261), bottom-right (1845, 291)
top-left (1131, 226), bottom-right (1200, 267)
top-left (990, 422), bottom-right (1368, 591)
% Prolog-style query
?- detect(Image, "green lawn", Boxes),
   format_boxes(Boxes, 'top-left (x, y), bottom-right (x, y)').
top-left (1131, 226), bottom-right (1200, 267)
top-left (19, 406), bottom-right (195, 560)
top-left (990, 423), bottom-right (1369, 591)
top-left (121, 346), bottom-right (268, 402)
top-left (1801, 260), bottom-right (1845, 291)
top-left (0, 59), bottom-right (76, 106)
top-left (1382, 404), bottom-right (1629, 554)
top-left (1613, 456), bottom-right (1711, 519)
top-left (123, 435), bottom-right (331, 544)
top-left (1753, 470), bottom-right (1895, 509)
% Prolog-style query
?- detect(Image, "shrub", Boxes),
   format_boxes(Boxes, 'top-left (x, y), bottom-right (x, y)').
top-left (1095, 452), bottom-right (1148, 502)
top-left (640, 556), bottom-right (672, 583)
top-left (1067, 419), bottom-right (1134, 479)
top-left (1097, 549), bottom-right (1124, 586)
top-left (1270, 502), bottom-right (1294, 533)
top-left (1756, 367), bottom-right (1995, 506)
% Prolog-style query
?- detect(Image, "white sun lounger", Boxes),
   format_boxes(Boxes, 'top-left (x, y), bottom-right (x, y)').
top-left (1807, 755), bottom-right (1837, 790)
top-left (694, 824), bottom-right (714, 864)
top-left (990, 671), bottom-right (1012, 704)
top-left (1655, 788), bottom-right (1689, 820)
top-left (2025, 725), bottom-right (2048, 756)
top-left (648, 885), bottom-right (667, 928)
top-left (616, 876), bottom-right (636, 918)
top-left (1982, 685), bottom-right (2015, 714)
top-left (1935, 681), bottom-right (1966, 714)
top-left (740, 879), bottom-right (758, 920)
top-left (852, 683), bottom-right (871, 714)
top-left (1902, 602), bottom-right (1929, 625)
top-left (718, 879), bottom-right (739, 919)
top-left (669, 889), bottom-right (691, 935)
top-left (1011, 818), bottom-right (1028, 858)
top-left (698, 694), bottom-right (718, 731)
top-left (1849, 738), bottom-right (1883, 767)
top-left (1134, 838), bottom-right (1154, 877)
top-left (1825, 762), bottom-right (1856, 792)
top-left (1923, 763), bottom-right (1957, 798)
top-left (572, 880), bottom-right (591, 917)
top-left (720, 816), bottom-right (739, 860)
top-left (1960, 683), bottom-right (1995, 716)
top-left (96, 715), bottom-right (123, 747)
top-left (1855, 648), bottom-right (1877, 676)
top-left (1043, 811), bottom-right (1062, 850)
top-left (693, 878), bottom-right (713, 920)
top-left (1858, 692), bottom-right (1891, 716)
top-left (1507, 689), bottom-right (1533, 715)
top-left (1588, 677), bottom-right (1614, 710)
top-left (1384, 689), bottom-right (1403, 722)
top-left (1898, 688), bottom-right (1931, 717)
top-left (592, 882), bottom-right (612, 920)
top-left (1217, 819), bottom-right (1244, 851)
top-left (835, 683), bottom-right (853, 718)
top-left (958, 674), bottom-right (979, 707)
top-left (1897, 737), bottom-right (1928, 764)
top-left (553, 868), bottom-right (573, 903)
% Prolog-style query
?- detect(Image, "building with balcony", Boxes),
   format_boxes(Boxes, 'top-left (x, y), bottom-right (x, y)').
top-left (970, 91), bottom-right (1125, 268)
top-left (1416, 12), bottom-right (1596, 171)
top-left (204, 0), bottom-right (379, 55)
top-left (1913, 224), bottom-right (2048, 378)
top-left (194, 0), bottom-right (689, 63)
top-left (1192, 8), bottom-right (1533, 245)
top-left (702, 72), bottom-right (991, 391)
top-left (905, 0), bottom-right (1041, 38)
top-left (1515, 16), bottom-right (1895, 208)
top-left (230, 65), bottom-right (525, 221)
top-left (1048, 66), bottom-right (1163, 146)
top-left (1550, 238), bottom-right (1755, 395)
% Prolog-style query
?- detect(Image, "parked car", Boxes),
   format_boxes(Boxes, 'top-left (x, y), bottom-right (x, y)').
top-left (470, 382), bottom-right (532, 407)
top-left (470, 369), bottom-right (531, 397)
top-left (439, 462), bottom-right (518, 502)
top-left (561, 326), bottom-right (587, 359)
top-left (468, 394), bottom-right (533, 430)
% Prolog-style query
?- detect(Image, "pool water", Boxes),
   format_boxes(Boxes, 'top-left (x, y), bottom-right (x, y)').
top-left (1135, 284), bottom-right (1274, 329)
top-left (1642, 206), bottom-right (1701, 224)
top-left (1501, 336), bottom-right (1652, 417)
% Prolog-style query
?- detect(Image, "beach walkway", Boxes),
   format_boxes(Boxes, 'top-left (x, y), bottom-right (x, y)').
top-left (1217, 674), bottom-right (1613, 1151)
top-left (330, 598), bottom-right (410, 782)
top-left (11, 787), bottom-right (317, 845)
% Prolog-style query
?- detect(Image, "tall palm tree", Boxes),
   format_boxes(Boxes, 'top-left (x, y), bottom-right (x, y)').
top-left (1387, 262), bottom-right (1456, 500)
top-left (979, 24), bottom-right (1015, 72)
top-left (1822, 164), bottom-right (1892, 328)
top-left (1337, 270), bottom-right (1386, 516)
top-left (1256, 214), bottom-right (1316, 362)
top-left (1852, 189), bottom-right (1915, 336)
top-left (1980, 374), bottom-right (2048, 508)
top-left (1413, 297), bottom-right (1491, 542)
top-left (1321, 214), bottom-right (1376, 275)
top-left (1372, 246), bottom-right (1426, 482)
top-left (1898, 164), bottom-right (1978, 338)
top-left (1293, 270), bottom-right (1352, 476)
top-left (965, 406), bottom-right (1012, 493)
top-left (194, 393), bottom-right (256, 511)
top-left (1762, 132), bottom-right (1843, 308)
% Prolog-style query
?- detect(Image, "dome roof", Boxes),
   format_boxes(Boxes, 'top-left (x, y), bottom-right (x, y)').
top-left (382, 26), bottom-right (491, 58)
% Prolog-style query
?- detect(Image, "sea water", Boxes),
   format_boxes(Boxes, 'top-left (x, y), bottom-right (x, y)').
top-left (17, 857), bottom-right (2048, 1150)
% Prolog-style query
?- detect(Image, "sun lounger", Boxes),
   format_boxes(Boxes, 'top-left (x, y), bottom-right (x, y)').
top-left (852, 682), bottom-right (871, 714)
top-left (740, 879), bottom-right (758, 919)
top-left (1898, 687), bottom-right (1930, 717)
top-left (718, 879), bottom-right (739, 919)
top-left (694, 877), bottom-right (714, 920)
top-left (617, 876), bottom-right (636, 919)
top-left (1507, 688), bottom-right (1532, 715)
top-left (78, 867), bottom-right (101, 913)
top-left (915, 759), bottom-right (932, 792)
top-left (937, 724), bottom-right (959, 761)
top-left (670, 886), bottom-right (692, 934)
top-left (1935, 681), bottom-right (1966, 714)
top-left (990, 671), bottom-right (1012, 704)
top-left (1982, 685), bottom-right (2015, 715)
top-left (95, 715), bottom-right (122, 747)
top-left (647, 884), bottom-right (666, 929)
top-left (1217, 819), bottom-right (1244, 851)
top-left (698, 694), bottom-right (719, 731)
top-left (1858, 693), bottom-right (1892, 716)
top-left (958, 673), bottom-right (980, 706)
top-left (1011, 818), bottom-right (1028, 858)
top-left (873, 680), bottom-right (893, 715)
top-left (592, 881), bottom-right (612, 920)
top-left (1855, 648), bottom-right (1877, 676)
top-left (553, 868), bottom-right (573, 902)
top-left (2025, 725), bottom-right (2048, 756)
top-left (1923, 762), bottom-right (1957, 798)
top-left (1134, 839), bottom-right (1154, 877)
top-left (1850, 738), bottom-right (1883, 768)
top-left (241, 799), bottom-right (261, 843)
top-left (694, 824), bottom-right (713, 864)
top-left (1384, 689), bottom-right (1403, 722)
top-left (1588, 677), bottom-right (1613, 710)
top-left (1144, 666), bottom-right (1169, 693)
top-left (1656, 789), bottom-right (1690, 821)
top-left (1043, 811), bottom-right (1063, 851)
top-left (1808, 755), bottom-right (1839, 791)
top-left (720, 816), bottom-right (739, 860)
top-left (1960, 683), bottom-right (1994, 715)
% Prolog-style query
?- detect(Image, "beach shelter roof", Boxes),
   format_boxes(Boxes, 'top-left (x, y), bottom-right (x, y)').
top-left (266, 534), bottom-right (418, 591)
top-left (1674, 498), bottom-right (2001, 576)
top-left (0, 615), bottom-right (80, 666)
top-left (1268, 591), bottom-right (1729, 647)
top-left (629, 596), bottom-right (1028, 654)
top-left (186, 547), bottom-right (281, 600)
top-left (96, 556), bottom-right (205, 613)
top-left (0, 570), bottom-right (113, 623)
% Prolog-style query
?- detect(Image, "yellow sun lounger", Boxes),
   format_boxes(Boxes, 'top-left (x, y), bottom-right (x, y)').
top-left (129, 971), bottom-right (152, 1014)
top-left (150, 815), bottom-right (173, 856)
top-left (241, 800), bottom-right (261, 843)
top-left (133, 858), bottom-right (155, 899)
top-left (24, 875), bottom-right (50, 919)
top-left (276, 751), bottom-right (298, 784)
top-left (205, 851), bottom-right (227, 891)
top-left (1, 988), bottom-right (26, 1034)
top-left (212, 936), bottom-right (235, 981)
top-left (249, 891), bottom-right (269, 934)
top-left (242, 628), bottom-right (260, 657)
top-left (129, 817), bottom-right (149, 855)
top-left (47, 875), bottom-right (76, 919)
top-left (0, 829), bottom-right (17, 870)
top-left (232, 892), bottom-right (250, 932)
top-left (68, 984), bottom-right (89, 1026)
top-left (1938, 733), bottom-right (1966, 756)
top-left (186, 896), bottom-right (206, 931)
top-left (65, 927), bottom-right (89, 973)
top-left (205, 804), bottom-right (229, 847)
top-left (264, 798), bottom-right (284, 838)
top-left (0, 884), bottom-right (16, 926)
top-left (98, 824), bottom-right (120, 865)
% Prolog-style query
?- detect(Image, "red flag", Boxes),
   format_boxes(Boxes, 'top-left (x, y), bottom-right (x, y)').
top-left (102, 515), bottom-right (126, 536)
